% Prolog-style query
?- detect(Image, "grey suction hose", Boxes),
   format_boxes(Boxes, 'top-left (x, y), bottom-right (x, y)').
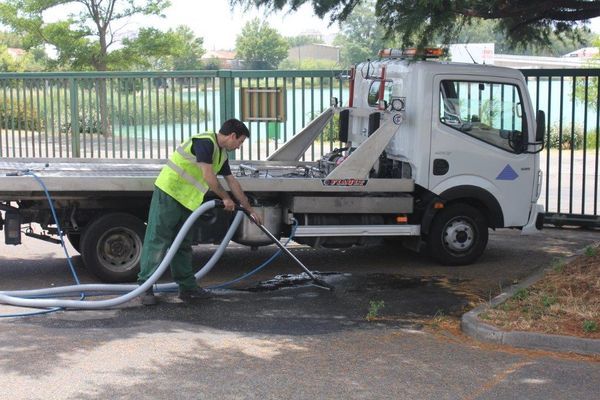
top-left (0, 200), bottom-right (242, 309)
top-left (1, 209), bottom-right (243, 299)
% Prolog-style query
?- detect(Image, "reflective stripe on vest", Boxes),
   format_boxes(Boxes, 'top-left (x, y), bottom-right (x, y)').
top-left (155, 133), bottom-right (227, 210)
top-left (165, 159), bottom-right (208, 194)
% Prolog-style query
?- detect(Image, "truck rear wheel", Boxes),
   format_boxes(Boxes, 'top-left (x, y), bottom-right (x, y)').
top-left (427, 204), bottom-right (488, 265)
top-left (80, 213), bottom-right (146, 283)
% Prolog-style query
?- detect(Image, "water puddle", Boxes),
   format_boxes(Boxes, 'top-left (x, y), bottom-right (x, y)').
top-left (245, 271), bottom-right (342, 291)
top-left (244, 272), bottom-right (467, 293)
top-left (344, 273), bottom-right (444, 293)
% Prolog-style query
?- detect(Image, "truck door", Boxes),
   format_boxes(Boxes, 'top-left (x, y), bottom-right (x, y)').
top-left (429, 77), bottom-right (535, 227)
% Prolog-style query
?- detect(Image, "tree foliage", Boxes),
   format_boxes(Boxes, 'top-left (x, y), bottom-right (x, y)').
top-left (115, 26), bottom-right (205, 70)
top-left (0, 31), bottom-right (50, 71)
top-left (0, 0), bottom-right (170, 71)
top-left (286, 34), bottom-right (324, 48)
top-left (235, 18), bottom-right (289, 69)
top-left (332, 0), bottom-right (390, 65)
top-left (0, 31), bottom-right (24, 48)
top-left (280, 57), bottom-right (339, 69)
top-left (231, 0), bottom-right (600, 48)
top-left (574, 36), bottom-right (600, 111)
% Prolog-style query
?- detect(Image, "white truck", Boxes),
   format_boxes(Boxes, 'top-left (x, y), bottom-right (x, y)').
top-left (0, 50), bottom-right (545, 283)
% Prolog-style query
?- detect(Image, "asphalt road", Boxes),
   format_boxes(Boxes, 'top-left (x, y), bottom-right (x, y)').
top-left (0, 227), bottom-right (598, 400)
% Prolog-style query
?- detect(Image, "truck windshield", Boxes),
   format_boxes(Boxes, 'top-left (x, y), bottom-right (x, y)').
top-left (439, 80), bottom-right (527, 153)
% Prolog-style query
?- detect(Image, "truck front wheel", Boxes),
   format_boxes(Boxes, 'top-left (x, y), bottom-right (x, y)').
top-left (80, 213), bottom-right (146, 283)
top-left (427, 204), bottom-right (488, 266)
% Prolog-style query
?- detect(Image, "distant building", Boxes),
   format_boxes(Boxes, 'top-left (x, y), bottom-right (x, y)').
top-left (201, 50), bottom-right (237, 68)
top-left (493, 54), bottom-right (591, 69)
top-left (288, 44), bottom-right (340, 64)
top-left (6, 48), bottom-right (26, 59)
top-left (562, 47), bottom-right (599, 58)
top-left (298, 29), bottom-right (323, 42)
top-left (449, 43), bottom-right (598, 69)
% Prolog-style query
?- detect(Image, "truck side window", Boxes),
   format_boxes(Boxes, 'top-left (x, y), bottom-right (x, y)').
top-left (439, 80), bottom-right (527, 153)
top-left (368, 81), bottom-right (381, 106)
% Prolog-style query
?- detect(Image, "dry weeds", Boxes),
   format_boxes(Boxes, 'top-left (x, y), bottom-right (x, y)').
top-left (480, 245), bottom-right (600, 339)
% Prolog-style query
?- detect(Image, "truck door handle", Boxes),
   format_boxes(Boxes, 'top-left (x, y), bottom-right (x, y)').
top-left (433, 159), bottom-right (449, 175)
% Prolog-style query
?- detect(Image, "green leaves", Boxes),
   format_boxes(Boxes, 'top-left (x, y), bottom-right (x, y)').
top-left (120, 26), bottom-right (205, 70)
top-left (232, 0), bottom-right (599, 48)
top-left (235, 18), bottom-right (289, 69)
top-left (333, 0), bottom-right (389, 65)
top-left (0, 0), bottom-right (171, 71)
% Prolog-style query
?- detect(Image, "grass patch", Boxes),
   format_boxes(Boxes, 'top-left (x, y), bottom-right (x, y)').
top-left (551, 258), bottom-right (567, 273)
top-left (512, 288), bottom-right (530, 301)
top-left (487, 245), bottom-right (600, 338)
top-left (585, 246), bottom-right (598, 257)
top-left (583, 320), bottom-right (598, 333)
top-left (366, 300), bottom-right (385, 321)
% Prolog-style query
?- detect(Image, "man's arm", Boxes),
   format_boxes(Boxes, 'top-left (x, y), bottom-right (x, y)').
top-left (198, 162), bottom-right (235, 211)
top-left (224, 174), bottom-right (261, 224)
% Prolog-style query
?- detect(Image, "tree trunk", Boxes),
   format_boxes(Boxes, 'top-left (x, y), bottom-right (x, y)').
top-left (97, 28), bottom-right (112, 138)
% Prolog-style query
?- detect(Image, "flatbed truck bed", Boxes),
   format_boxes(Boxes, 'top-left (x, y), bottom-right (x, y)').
top-left (0, 158), bottom-right (413, 200)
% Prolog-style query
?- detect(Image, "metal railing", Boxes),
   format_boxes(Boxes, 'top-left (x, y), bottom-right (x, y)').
top-left (523, 69), bottom-right (600, 226)
top-left (0, 70), bottom-right (346, 161)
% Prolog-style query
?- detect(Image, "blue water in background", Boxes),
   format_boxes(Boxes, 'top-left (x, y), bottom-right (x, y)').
top-left (128, 87), bottom-right (349, 145)
top-left (121, 79), bottom-right (598, 146)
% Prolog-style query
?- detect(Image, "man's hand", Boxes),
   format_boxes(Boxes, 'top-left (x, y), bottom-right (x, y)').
top-left (248, 208), bottom-right (262, 225)
top-left (223, 175), bottom-right (261, 224)
top-left (222, 198), bottom-right (235, 211)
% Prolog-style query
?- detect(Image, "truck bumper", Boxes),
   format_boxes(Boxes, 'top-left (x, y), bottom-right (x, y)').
top-left (521, 203), bottom-right (545, 235)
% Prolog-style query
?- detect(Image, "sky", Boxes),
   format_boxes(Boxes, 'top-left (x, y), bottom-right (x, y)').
top-left (138, 0), bottom-right (340, 50)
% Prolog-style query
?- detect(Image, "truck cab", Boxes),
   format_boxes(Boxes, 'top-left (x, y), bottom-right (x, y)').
top-left (341, 49), bottom-right (545, 263)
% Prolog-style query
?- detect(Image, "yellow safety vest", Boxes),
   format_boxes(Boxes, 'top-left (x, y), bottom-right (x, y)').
top-left (155, 133), bottom-right (227, 210)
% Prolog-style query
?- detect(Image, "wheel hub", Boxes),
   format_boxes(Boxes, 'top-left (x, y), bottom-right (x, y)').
top-left (443, 219), bottom-right (474, 253)
top-left (97, 228), bottom-right (141, 272)
top-left (105, 234), bottom-right (131, 258)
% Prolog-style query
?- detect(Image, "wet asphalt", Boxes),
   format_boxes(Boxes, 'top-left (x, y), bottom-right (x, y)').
top-left (0, 227), bottom-right (598, 399)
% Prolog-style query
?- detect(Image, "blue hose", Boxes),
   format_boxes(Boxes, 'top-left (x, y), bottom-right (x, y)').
top-left (0, 170), bottom-right (82, 318)
top-left (25, 171), bottom-right (82, 287)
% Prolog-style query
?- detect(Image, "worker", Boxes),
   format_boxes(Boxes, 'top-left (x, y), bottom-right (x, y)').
top-left (138, 119), bottom-right (260, 305)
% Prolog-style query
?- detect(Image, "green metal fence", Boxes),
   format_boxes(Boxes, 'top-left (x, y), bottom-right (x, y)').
top-left (0, 70), bottom-right (346, 161)
top-left (523, 69), bottom-right (600, 225)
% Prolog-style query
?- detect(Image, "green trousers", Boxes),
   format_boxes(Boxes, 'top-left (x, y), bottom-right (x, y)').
top-left (137, 187), bottom-right (198, 291)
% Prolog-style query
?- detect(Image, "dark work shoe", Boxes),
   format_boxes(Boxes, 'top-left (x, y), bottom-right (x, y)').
top-left (140, 287), bottom-right (158, 306)
top-left (178, 287), bottom-right (212, 302)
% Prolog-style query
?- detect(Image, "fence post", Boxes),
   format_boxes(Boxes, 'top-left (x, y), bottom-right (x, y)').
top-left (218, 70), bottom-right (236, 160)
top-left (69, 78), bottom-right (80, 157)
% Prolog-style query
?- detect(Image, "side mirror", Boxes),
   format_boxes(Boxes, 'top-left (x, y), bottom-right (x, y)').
top-left (535, 110), bottom-right (545, 143)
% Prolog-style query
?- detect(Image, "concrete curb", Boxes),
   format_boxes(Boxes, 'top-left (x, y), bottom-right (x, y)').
top-left (461, 246), bottom-right (600, 356)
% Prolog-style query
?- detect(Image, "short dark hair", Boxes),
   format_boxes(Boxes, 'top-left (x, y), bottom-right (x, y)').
top-left (219, 119), bottom-right (250, 138)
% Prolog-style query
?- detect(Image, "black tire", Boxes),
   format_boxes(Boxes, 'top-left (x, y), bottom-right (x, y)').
top-left (66, 233), bottom-right (82, 253)
top-left (80, 213), bottom-right (146, 283)
top-left (427, 204), bottom-right (488, 266)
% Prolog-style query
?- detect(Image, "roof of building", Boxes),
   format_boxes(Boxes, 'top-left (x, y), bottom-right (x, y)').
top-left (562, 47), bottom-right (599, 58)
top-left (201, 50), bottom-right (236, 60)
top-left (7, 48), bottom-right (26, 58)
